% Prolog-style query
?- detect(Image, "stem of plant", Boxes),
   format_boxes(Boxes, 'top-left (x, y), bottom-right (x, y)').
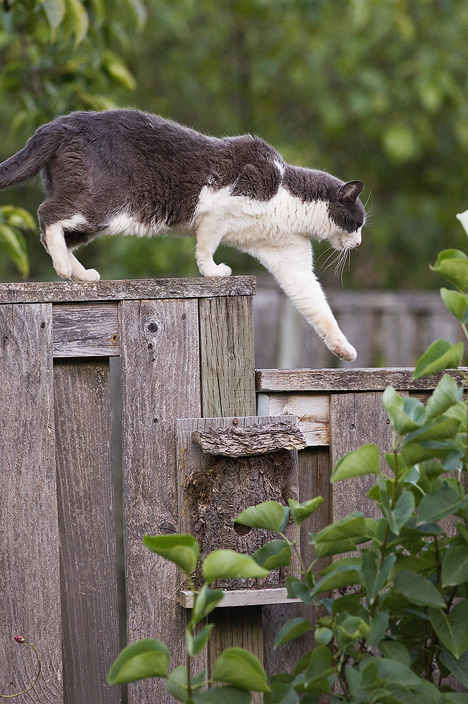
top-left (0, 637), bottom-right (41, 699)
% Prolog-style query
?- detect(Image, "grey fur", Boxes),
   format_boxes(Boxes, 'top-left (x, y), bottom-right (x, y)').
top-left (0, 107), bottom-right (365, 249)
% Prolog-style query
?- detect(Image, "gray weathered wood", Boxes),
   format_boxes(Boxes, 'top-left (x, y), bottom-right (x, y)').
top-left (120, 298), bottom-right (201, 704)
top-left (54, 360), bottom-right (121, 704)
top-left (192, 420), bottom-right (306, 456)
top-left (256, 367), bottom-right (467, 392)
top-left (198, 296), bottom-right (262, 702)
top-left (0, 276), bottom-right (255, 304)
top-left (329, 392), bottom-right (395, 522)
top-left (177, 416), bottom-right (299, 592)
top-left (199, 296), bottom-right (256, 417)
top-left (53, 302), bottom-right (120, 357)
top-left (179, 588), bottom-right (299, 608)
top-left (0, 303), bottom-right (63, 702)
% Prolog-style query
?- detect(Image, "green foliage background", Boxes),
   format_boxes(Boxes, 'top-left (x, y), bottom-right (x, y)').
top-left (0, 0), bottom-right (468, 287)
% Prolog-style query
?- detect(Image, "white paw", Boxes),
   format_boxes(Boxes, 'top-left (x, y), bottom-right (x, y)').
top-left (54, 260), bottom-right (73, 279)
top-left (327, 336), bottom-right (357, 362)
top-left (201, 262), bottom-right (232, 277)
top-left (76, 268), bottom-right (100, 282)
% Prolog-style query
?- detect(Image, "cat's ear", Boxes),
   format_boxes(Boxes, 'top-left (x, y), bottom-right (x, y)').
top-left (337, 180), bottom-right (364, 204)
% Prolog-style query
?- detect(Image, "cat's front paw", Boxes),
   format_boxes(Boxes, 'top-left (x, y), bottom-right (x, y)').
top-left (54, 260), bottom-right (73, 279)
top-left (73, 268), bottom-right (101, 282)
top-left (326, 336), bottom-right (357, 362)
top-left (203, 263), bottom-right (232, 277)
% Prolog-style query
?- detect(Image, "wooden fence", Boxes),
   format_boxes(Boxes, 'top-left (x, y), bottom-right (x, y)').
top-left (0, 277), bottom-right (465, 703)
top-left (253, 284), bottom-right (463, 369)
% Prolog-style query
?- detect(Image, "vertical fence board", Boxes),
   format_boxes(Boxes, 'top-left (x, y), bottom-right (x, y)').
top-left (199, 296), bottom-right (256, 417)
top-left (0, 303), bottom-right (63, 702)
top-left (330, 392), bottom-right (394, 522)
top-left (199, 296), bottom-right (265, 696)
top-left (54, 360), bottom-right (121, 704)
top-left (120, 298), bottom-right (201, 704)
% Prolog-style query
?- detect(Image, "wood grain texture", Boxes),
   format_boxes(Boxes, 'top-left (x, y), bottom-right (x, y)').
top-left (266, 393), bottom-right (330, 446)
top-left (192, 420), bottom-right (306, 456)
top-left (256, 367), bottom-right (467, 392)
top-left (198, 296), bottom-right (261, 702)
top-left (53, 303), bottom-right (120, 357)
top-left (0, 303), bottom-right (63, 702)
top-left (177, 416), bottom-right (299, 591)
top-left (119, 298), bottom-right (201, 704)
top-left (330, 392), bottom-right (395, 522)
top-left (199, 296), bottom-right (256, 417)
top-left (0, 276), bottom-right (255, 304)
top-left (54, 360), bottom-right (121, 704)
top-left (179, 588), bottom-right (300, 608)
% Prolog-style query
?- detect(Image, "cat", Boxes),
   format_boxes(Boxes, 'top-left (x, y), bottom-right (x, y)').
top-left (0, 109), bottom-right (365, 361)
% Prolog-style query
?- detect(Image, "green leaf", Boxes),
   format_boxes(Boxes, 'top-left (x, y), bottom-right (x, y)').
top-left (362, 552), bottom-right (396, 604)
top-left (312, 513), bottom-right (369, 558)
top-left (439, 649), bottom-right (468, 688)
top-left (143, 534), bottom-right (199, 576)
top-left (367, 610), bottom-right (390, 648)
top-left (65, 0), bottom-right (90, 45)
top-left (302, 646), bottom-right (334, 692)
top-left (417, 484), bottom-right (466, 524)
top-left (379, 640), bottom-right (411, 667)
top-left (43, 0), bottom-right (66, 28)
top-left (202, 550), bottom-right (269, 585)
top-left (186, 624), bottom-right (214, 657)
top-left (273, 617), bottom-right (311, 649)
top-left (393, 570), bottom-right (445, 608)
top-left (193, 585), bottom-right (224, 623)
top-left (166, 665), bottom-right (192, 703)
top-left (284, 576), bottom-right (315, 604)
top-left (430, 249), bottom-right (468, 290)
top-left (387, 491), bottom-right (415, 536)
top-left (193, 687), bottom-right (252, 704)
top-left (383, 387), bottom-right (426, 434)
top-left (412, 339), bottom-right (464, 380)
top-left (103, 50), bottom-right (137, 90)
top-left (441, 288), bottom-right (468, 321)
top-left (429, 603), bottom-right (468, 659)
top-left (442, 544), bottom-right (468, 587)
top-left (0, 224), bottom-right (29, 277)
top-left (213, 648), bottom-right (270, 692)
top-left (312, 564), bottom-right (361, 595)
top-left (287, 497), bottom-right (323, 526)
top-left (252, 540), bottom-right (291, 569)
top-left (425, 374), bottom-right (461, 418)
top-left (107, 638), bottom-right (169, 685)
top-left (235, 501), bottom-right (287, 533)
top-left (331, 443), bottom-right (381, 481)
top-left (264, 679), bottom-right (298, 704)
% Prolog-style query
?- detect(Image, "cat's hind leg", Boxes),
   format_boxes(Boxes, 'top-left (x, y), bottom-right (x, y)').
top-left (244, 239), bottom-right (357, 361)
top-left (195, 216), bottom-right (232, 277)
top-left (39, 206), bottom-right (100, 281)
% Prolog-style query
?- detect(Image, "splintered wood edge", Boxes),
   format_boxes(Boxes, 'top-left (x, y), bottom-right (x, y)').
top-left (0, 276), bottom-right (256, 304)
top-left (178, 588), bottom-right (300, 608)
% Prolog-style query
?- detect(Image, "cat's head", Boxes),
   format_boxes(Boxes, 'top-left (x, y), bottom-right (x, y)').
top-left (326, 180), bottom-right (365, 251)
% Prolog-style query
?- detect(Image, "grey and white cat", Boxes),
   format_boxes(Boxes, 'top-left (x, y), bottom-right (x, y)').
top-left (0, 109), bottom-right (365, 361)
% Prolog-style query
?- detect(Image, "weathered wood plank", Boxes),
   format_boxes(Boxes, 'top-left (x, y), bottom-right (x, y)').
top-left (330, 392), bottom-right (394, 522)
top-left (0, 303), bottom-right (63, 702)
top-left (192, 420), bottom-right (306, 456)
top-left (53, 302), bottom-right (120, 357)
top-left (0, 276), bottom-right (255, 304)
top-left (54, 360), bottom-right (121, 704)
top-left (176, 416), bottom-right (299, 591)
top-left (256, 367), bottom-right (467, 393)
top-left (198, 296), bottom-right (262, 701)
top-left (266, 393), bottom-right (330, 446)
top-left (120, 298), bottom-right (201, 704)
top-left (179, 588), bottom-right (300, 608)
top-left (199, 296), bottom-right (256, 417)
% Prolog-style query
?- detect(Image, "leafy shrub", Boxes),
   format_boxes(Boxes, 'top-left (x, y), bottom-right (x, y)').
top-left (108, 246), bottom-right (468, 703)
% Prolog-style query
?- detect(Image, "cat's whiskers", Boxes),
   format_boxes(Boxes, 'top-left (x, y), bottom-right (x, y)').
top-left (317, 247), bottom-right (341, 274)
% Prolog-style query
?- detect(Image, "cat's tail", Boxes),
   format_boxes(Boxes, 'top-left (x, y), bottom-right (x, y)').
top-left (0, 122), bottom-right (59, 190)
